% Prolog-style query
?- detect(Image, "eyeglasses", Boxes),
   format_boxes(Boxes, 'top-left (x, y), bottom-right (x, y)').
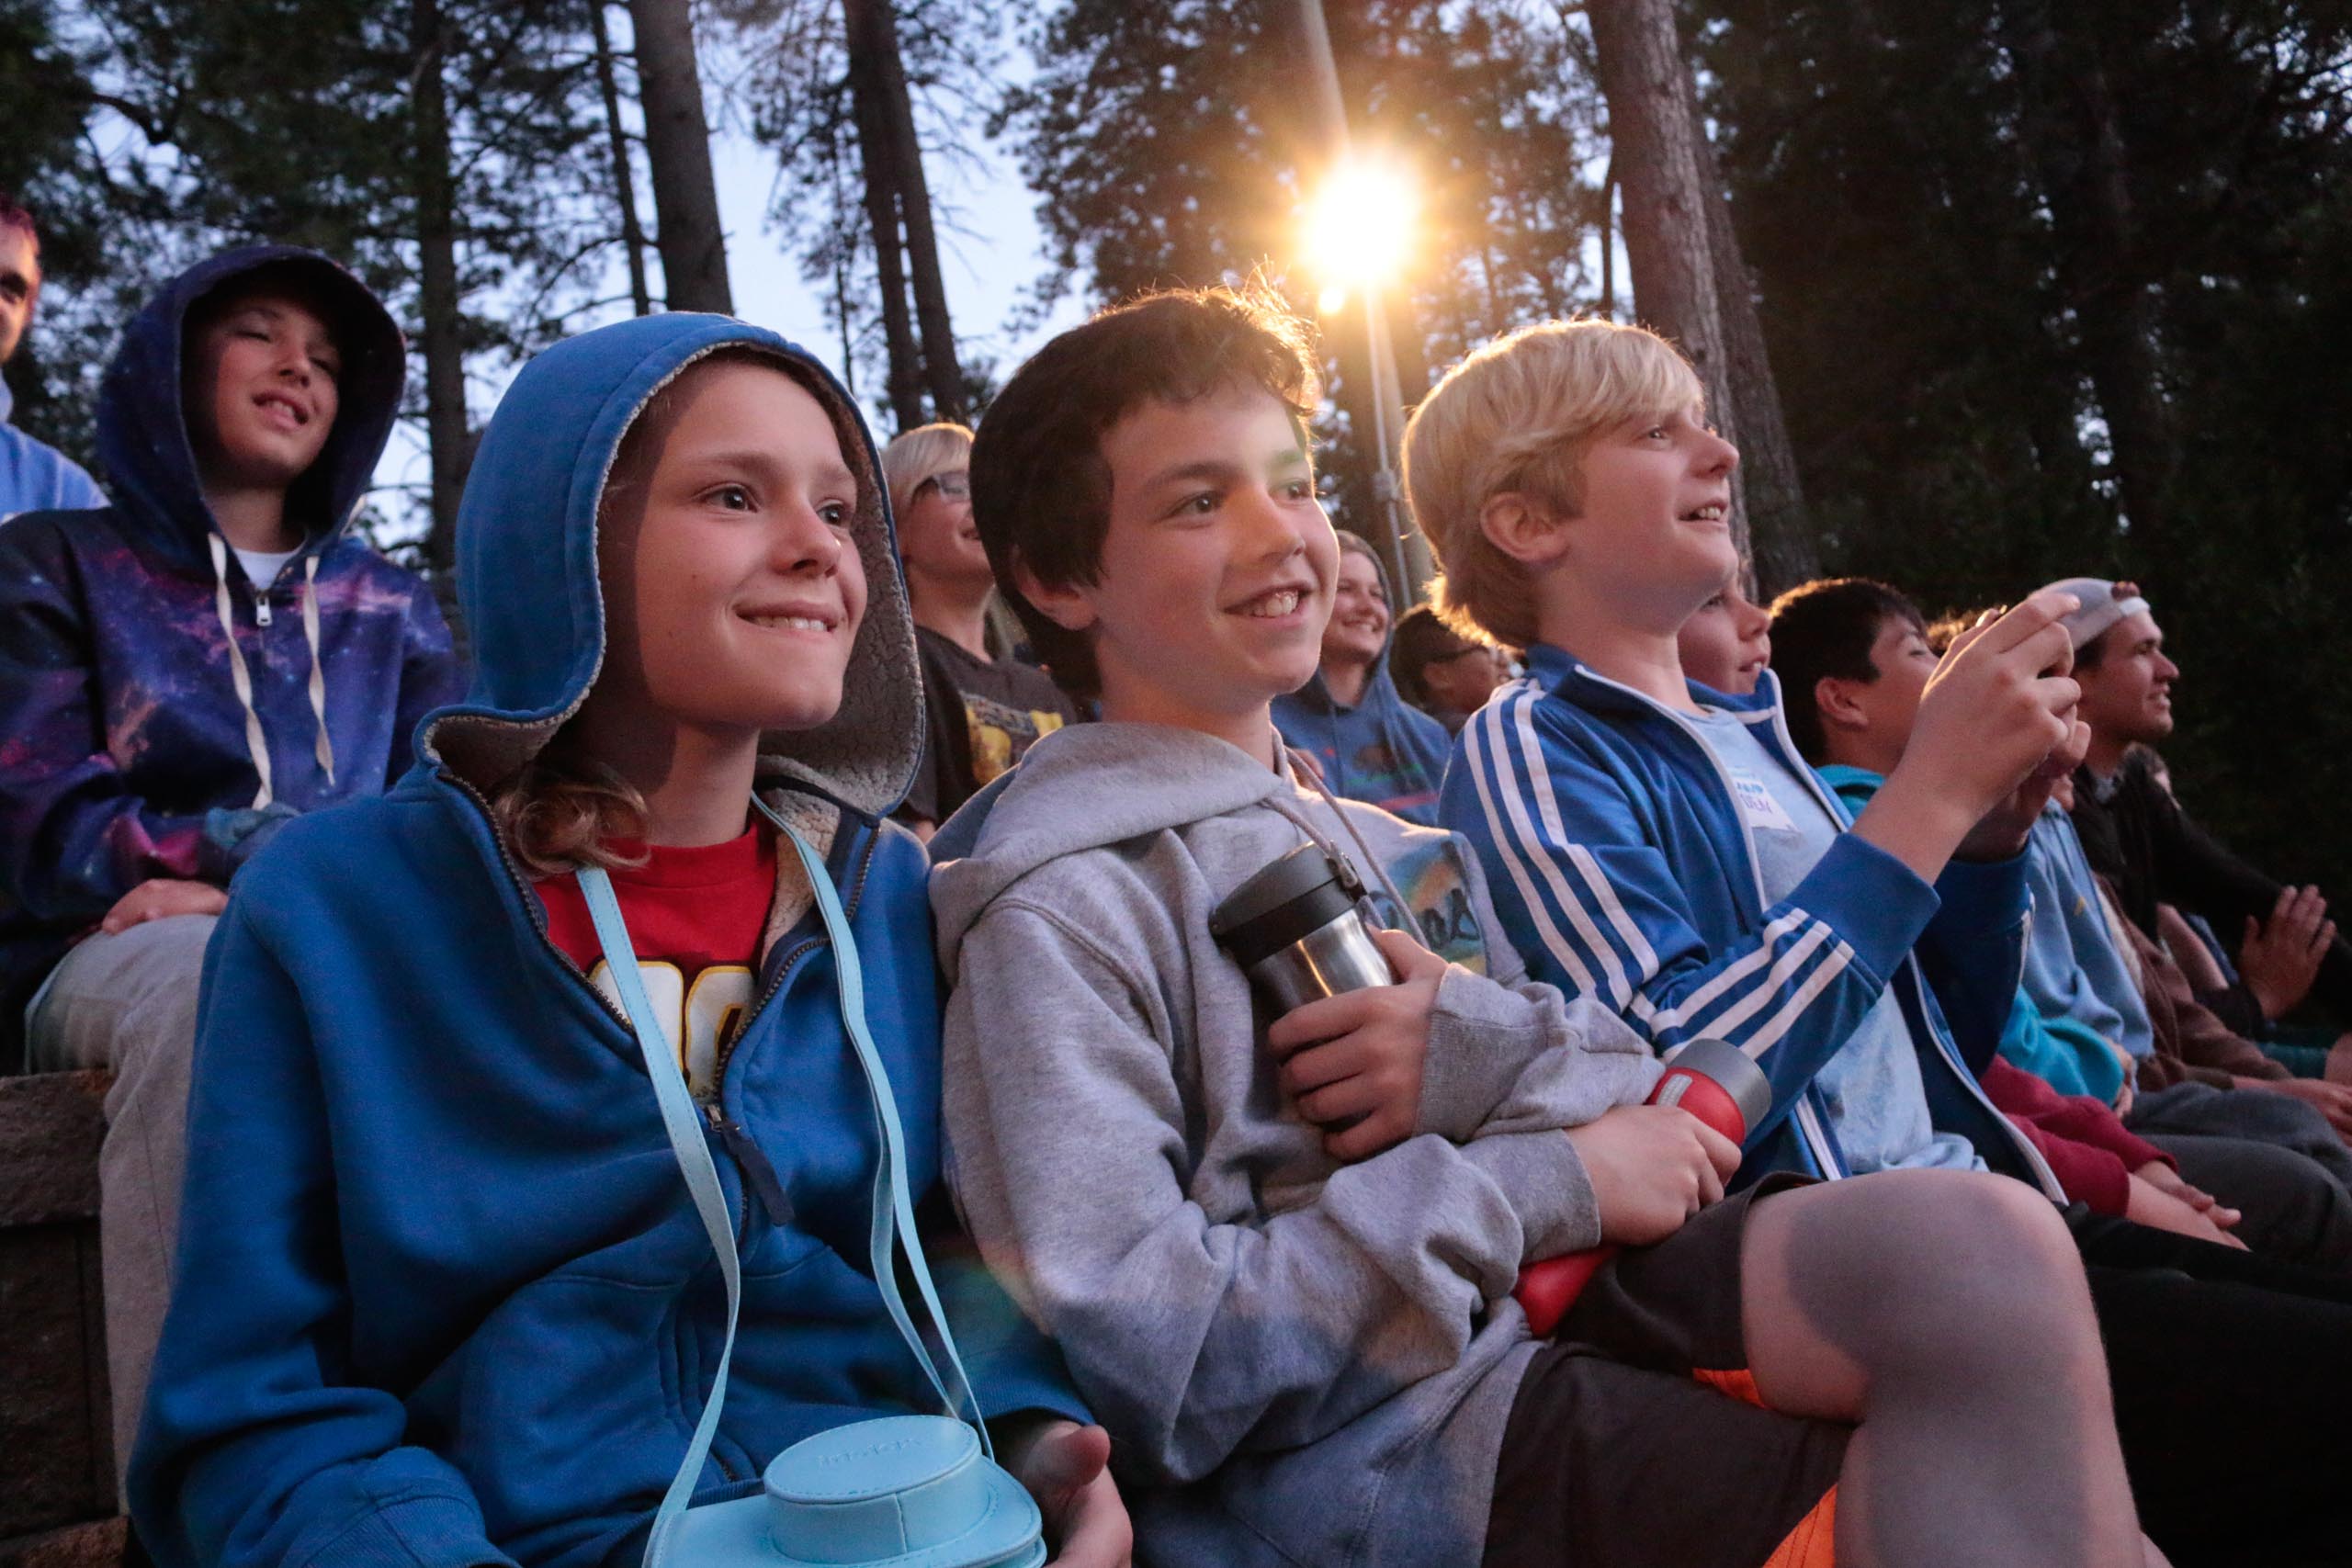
top-left (914, 471), bottom-right (970, 502)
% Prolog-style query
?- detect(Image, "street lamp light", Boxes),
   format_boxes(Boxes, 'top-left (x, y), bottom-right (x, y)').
top-left (1300, 152), bottom-right (1430, 597)
top-left (1303, 154), bottom-right (1419, 299)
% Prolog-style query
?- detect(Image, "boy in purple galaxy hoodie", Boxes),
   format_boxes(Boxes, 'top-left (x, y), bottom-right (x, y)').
top-left (0, 244), bottom-right (460, 1481)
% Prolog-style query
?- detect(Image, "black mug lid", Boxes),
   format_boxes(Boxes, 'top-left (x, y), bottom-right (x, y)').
top-left (1210, 844), bottom-right (1363, 970)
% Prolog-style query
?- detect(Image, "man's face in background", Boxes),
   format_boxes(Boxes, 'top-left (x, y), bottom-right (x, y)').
top-left (0, 226), bottom-right (40, 367)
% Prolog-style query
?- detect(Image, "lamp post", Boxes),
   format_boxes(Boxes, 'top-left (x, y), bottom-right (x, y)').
top-left (1295, 0), bottom-right (1433, 600)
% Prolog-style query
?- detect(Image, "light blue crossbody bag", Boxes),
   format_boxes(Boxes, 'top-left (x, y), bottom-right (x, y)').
top-left (578, 799), bottom-right (1046, 1568)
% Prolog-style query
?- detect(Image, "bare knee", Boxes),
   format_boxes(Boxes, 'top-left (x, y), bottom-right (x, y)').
top-left (1768, 1170), bottom-right (2096, 1384)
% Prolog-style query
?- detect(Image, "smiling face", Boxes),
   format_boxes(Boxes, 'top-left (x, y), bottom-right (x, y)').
top-left (897, 462), bottom-right (992, 597)
top-left (1677, 572), bottom-right (1773, 694)
top-left (1562, 402), bottom-right (1741, 626)
top-left (1019, 379), bottom-right (1336, 737)
top-left (2076, 610), bottom-right (2177, 748)
top-left (594, 360), bottom-right (868, 742)
top-left (184, 290), bottom-right (342, 494)
top-left (1322, 546), bottom-right (1391, 669)
top-left (0, 226), bottom-right (37, 367)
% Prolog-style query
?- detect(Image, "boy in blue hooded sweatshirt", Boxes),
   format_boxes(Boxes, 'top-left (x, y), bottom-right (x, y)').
top-left (1271, 530), bottom-right (1453, 823)
top-left (129, 315), bottom-right (1127, 1568)
top-left (0, 245), bottom-right (461, 1480)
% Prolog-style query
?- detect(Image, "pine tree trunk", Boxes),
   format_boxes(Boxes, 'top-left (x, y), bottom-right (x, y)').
top-left (411, 0), bottom-right (470, 576)
top-left (628, 0), bottom-right (731, 313)
top-left (1586, 0), bottom-right (1745, 549)
top-left (855, 0), bottom-right (964, 423)
top-left (1688, 99), bottom-right (1816, 591)
top-left (844, 0), bottom-right (923, 433)
top-left (591, 1), bottom-right (652, 316)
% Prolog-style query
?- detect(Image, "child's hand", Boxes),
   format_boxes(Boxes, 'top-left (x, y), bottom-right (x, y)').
top-left (999, 1418), bottom-right (1134, 1567)
top-left (1954, 698), bottom-right (2092, 862)
top-left (1264, 928), bottom-right (1446, 1161)
top-left (1563, 1102), bottom-right (1741, 1247)
top-left (2124, 1172), bottom-right (2247, 1249)
top-left (2132, 1161), bottom-right (2240, 1231)
top-left (101, 877), bottom-right (230, 933)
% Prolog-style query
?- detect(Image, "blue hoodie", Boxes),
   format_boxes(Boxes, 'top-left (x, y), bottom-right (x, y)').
top-left (0, 246), bottom-right (460, 1063)
top-left (2022, 801), bottom-right (2154, 1075)
top-left (1441, 649), bottom-right (2062, 1193)
top-left (129, 315), bottom-right (1084, 1568)
top-left (1821, 766), bottom-right (2126, 1102)
top-left (1272, 553), bottom-right (1452, 825)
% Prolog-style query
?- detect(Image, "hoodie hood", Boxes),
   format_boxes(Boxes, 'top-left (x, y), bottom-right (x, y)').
top-left (95, 245), bottom-right (404, 571)
top-left (423, 312), bottom-right (922, 819)
top-left (930, 724), bottom-right (1288, 974)
top-left (1285, 535), bottom-right (1401, 713)
top-left (1270, 544), bottom-right (1453, 825)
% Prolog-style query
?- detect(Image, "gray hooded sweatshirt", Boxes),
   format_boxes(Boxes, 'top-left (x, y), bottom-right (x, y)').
top-left (929, 721), bottom-right (1664, 1567)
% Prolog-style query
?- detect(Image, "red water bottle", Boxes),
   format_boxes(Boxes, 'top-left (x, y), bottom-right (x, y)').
top-left (1514, 1037), bottom-right (1771, 1337)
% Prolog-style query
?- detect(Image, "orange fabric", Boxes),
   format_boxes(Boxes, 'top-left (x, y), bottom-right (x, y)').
top-left (1691, 1365), bottom-right (1767, 1409)
top-left (1759, 1485), bottom-right (1838, 1568)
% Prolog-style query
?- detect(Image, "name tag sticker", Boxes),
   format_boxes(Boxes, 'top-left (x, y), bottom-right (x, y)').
top-left (1728, 769), bottom-right (1798, 834)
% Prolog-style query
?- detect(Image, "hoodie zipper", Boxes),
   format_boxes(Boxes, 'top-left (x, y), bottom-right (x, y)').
top-left (707, 819), bottom-right (882, 1089)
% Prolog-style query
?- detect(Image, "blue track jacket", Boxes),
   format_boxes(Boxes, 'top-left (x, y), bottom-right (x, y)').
top-left (1441, 647), bottom-right (2059, 1192)
top-left (129, 315), bottom-right (1083, 1568)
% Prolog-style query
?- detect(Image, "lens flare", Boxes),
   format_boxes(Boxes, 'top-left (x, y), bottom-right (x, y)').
top-left (1301, 155), bottom-right (1419, 293)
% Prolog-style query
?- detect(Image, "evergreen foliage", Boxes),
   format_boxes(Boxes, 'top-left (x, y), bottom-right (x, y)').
top-left (1702, 0), bottom-right (2352, 907)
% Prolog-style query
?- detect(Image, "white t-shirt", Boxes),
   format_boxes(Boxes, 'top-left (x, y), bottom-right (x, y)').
top-left (233, 546), bottom-right (300, 590)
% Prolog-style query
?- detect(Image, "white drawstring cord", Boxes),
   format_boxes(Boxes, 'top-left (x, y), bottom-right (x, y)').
top-left (300, 555), bottom-right (336, 786)
top-left (208, 533), bottom-right (276, 808)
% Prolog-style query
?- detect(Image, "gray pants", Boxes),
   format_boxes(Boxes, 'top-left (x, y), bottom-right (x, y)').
top-left (26, 914), bottom-right (217, 1493)
top-left (2130, 1080), bottom-right (2352, 1272)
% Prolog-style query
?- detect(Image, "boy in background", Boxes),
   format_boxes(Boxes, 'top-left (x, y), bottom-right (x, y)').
top-left (882, 422), bottom-right (1078, 836)
top-left (1390, 603), bottom-right (1510, 735)
top-left (0, 246), bottom-right (460, 1477)
top-left (1767, 576), bottom-right (2352, 1269)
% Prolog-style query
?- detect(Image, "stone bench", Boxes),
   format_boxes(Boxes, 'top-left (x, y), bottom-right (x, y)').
top-left (0, 1071), bottom-right (120, 1565)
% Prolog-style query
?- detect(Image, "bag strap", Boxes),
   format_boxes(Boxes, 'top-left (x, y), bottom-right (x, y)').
top-left (578, 807), bottom-right (989, 1568)
top-left (751, 798), bottom-right (990, 1449)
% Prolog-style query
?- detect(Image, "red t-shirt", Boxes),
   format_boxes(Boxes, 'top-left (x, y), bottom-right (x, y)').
top-left (537, 822), bottom-right (778, 1094)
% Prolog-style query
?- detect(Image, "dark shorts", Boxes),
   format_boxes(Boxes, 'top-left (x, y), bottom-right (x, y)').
top-left (1484, 1178), bottom-right (1848, 1568)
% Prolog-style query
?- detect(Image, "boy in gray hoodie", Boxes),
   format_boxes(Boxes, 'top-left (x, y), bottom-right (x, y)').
top-left (931, 288), bottom-right (2154, 1568)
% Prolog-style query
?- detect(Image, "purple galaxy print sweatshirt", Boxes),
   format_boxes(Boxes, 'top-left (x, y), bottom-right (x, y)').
top-left (0, 245), bottom-right (461, 1064)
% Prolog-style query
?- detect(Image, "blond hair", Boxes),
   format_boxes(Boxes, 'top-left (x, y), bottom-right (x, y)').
top-left (881, 422), bottom-right (974, 525)
top-left (1402, 319), bottom-right (1704, 649)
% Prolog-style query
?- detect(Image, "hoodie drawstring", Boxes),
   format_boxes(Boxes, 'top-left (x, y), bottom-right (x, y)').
top-left (208, 534), bottom-right (338, 807)
top-left (300, 555), bottom-right (337, 787)
top-left (209, 534), bottom-right (277, 807)
top-left (1274, 746), bottom-right (1419, 925)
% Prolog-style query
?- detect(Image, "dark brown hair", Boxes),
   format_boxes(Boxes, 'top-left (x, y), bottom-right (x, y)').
top-left (967, 286), bottom-right (1318, 698)
top-left (1764, 577), bottom-right (1926, 765)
